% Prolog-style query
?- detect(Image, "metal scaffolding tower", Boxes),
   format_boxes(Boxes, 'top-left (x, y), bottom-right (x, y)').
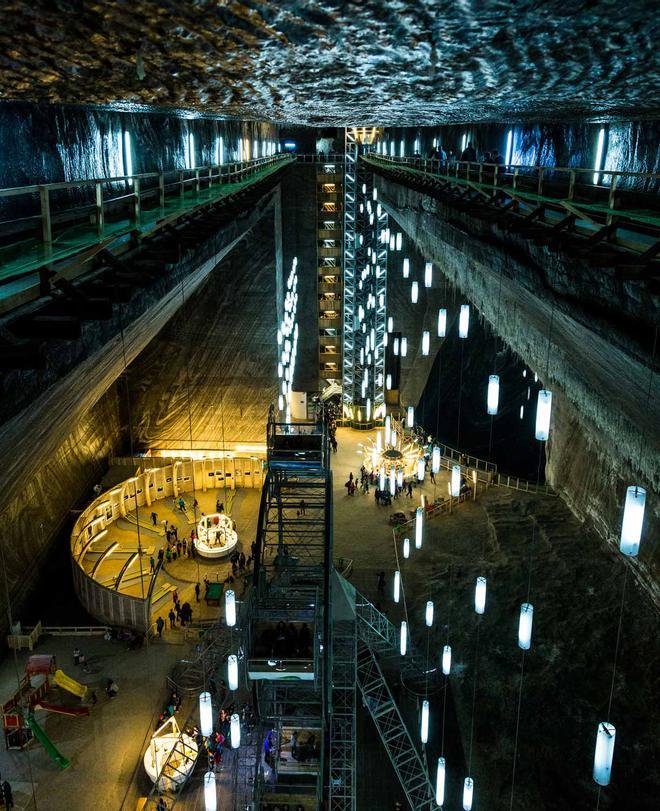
top-left (342, 127), bottom-right (388, 424)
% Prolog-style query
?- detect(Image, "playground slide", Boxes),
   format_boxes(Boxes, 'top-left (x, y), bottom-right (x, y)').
top-left (53, 669), bottom-right (88, 701)
top-left (36, 702), bottom-right (90, 717)
top-left (26, 713), bottom-right (70, 770)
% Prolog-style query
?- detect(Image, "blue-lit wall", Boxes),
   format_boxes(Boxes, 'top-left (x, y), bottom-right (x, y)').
top-left (379, 120), bottom-right (660, 190)
top-left (0, 101), bottom-right (280, 188)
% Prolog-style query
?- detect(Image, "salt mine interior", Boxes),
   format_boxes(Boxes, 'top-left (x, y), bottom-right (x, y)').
top-left (0, 2), bottom-right (658, 810)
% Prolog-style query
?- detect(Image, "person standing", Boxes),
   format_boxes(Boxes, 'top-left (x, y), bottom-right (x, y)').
top-left (195, 582), bottom-right (201, 602)
top-left (150, 555), bottom-right (155, 573)
top-left (156, 616), bottom-right (165, 637)
top-left (2, 780), bottom-right (14, 809)
top-left (151, 511), bottom-right (158, 526)
top-left (299, 499), bottom-right (306, 516)
top-left (168, 609), bottom-right (176, 629)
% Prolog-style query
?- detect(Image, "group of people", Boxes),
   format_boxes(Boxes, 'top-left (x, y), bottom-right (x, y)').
top-left (289, 729), bottom-right (320, 762)
top-left (258, 621), bottom-right (312, 659)
top-left (155, 689), bottom-right (182, 727)
top-left (422, 142), bottom-right (506, 167)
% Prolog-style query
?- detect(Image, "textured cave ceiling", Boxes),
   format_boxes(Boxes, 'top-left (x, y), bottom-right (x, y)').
top-left (1, 0), bottom-right (659, 125)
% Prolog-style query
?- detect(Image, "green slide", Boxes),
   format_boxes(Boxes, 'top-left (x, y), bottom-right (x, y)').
top-left (26, 713), bottom-right (71, 770)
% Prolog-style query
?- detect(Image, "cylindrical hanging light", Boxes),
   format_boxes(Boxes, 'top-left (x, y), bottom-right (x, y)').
top-left (225, 589), bottom-right (236, 627)
top-left (424, 262), bottom-right (433, 288)
top-left (421, 699), bottom-right (430, 743)
top-left (228, 654), bottom-right (239, 690)
top-left (474, 577), bottom-right (487, 614)
top-left (376, 430), bottom-right (382, 451)
top-left (396, 232), bottom-right (403, 250)
top-left (407, 405), bottom-right (414, 427)
top-left (535, 389), bottom-right (552, 441)
top-left (379, 466), bottom-right (386, 492)
top-left (593, 722), bottom-right (616, 786)
top-left (390, 466), bottom-right (396, 495)
top-left (403, 258), bottom-right (410, 278)
top-left (400, 620), bottom-right (407, 655)
top-left (385, 415), bottom-right (391, 445)
top-left (451, 464), bottom-right (461, 497)
top-left (432, 446), bottom-right (441, 473)
top-left (385, 373), bottom-right (392, 390)
top-left (463, 777), bottom-right (474, 810)
top-left (417, 458), bottom-right (425, 481)
top-left (436, 757), bottom-right (446, 806)
top-left (518, 602), bottom-right (534, 650)
top-left (437, 308), bottom-right (447, 337)
top-left (425, 600), bottom-right (434, 627)
top-left (393, 337), bottom-right (399, 356)
top-left (411, 281), bottom-right (419, 304)
top-left (442, 644), bottom-right (452, 675)
top-left (204, 771), bottom-right (217, 811)
top-left (397, 469), bottom-right (404, 488)
top-left (403, 537), bottom-right (410, 559)
top-left (388, 316), bottom-right (393, 332)
top-left (415, 506), bottom-right (423, 548)
top-left (230, 713), bottom-right (241, 748)
top-left (487, 375), bottom-right (500, 415)
top-left (459, 304), bottom-right (470, 338)
top-left (393, 570), bottom-right (401, 603)
top-left (401, 337), bottom-right (408, 357)
top-left (199, 691), bottom-right (213, 737)
top-left (620, 485), bottom-right (646, 556)
top-left (422, 331), bottom-right (430, 356)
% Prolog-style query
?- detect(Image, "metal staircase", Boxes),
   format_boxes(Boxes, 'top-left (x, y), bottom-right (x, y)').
top-left (356, 639), bottom-right (437, 810)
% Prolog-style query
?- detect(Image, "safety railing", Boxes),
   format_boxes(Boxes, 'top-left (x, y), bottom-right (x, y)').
top-left (0, 153), bottom-right (292, 287)
top-left (365, 154), bottom-right (660, 237)
top-left (294, 153), bottom-right (346, 164)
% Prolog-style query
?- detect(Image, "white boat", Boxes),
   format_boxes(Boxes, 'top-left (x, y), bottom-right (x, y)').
top-left (143, 716), bottom-right (198, 792)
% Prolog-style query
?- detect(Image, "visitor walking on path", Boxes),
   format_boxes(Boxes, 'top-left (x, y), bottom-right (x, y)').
top-left (150, 555), bottom-right (155, 572)
top-left (156, 616), bottom-right (165, 637)
top-left (172, 588), bottom-right (178, 605)
top-left (168, 609), bottom-right (176, 629)
top-left (299, 499), bottom-right (306, 515)
top-left (151, 511), bottom-right (158, 526)
top-left (2, 780), bottom-right (14, 809)
top-left (195, 582), bottom-right (201, 602)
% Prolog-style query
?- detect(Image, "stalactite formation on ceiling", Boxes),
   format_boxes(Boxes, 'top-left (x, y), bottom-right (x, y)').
top-left (1, 0), bottom-right (658, 124)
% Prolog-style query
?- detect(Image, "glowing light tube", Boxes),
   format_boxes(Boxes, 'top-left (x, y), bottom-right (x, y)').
top-left (390, 466), bottom-right (396, 495)
top-left (230, 713), bottom-right (241, 748)
top-left (388, 316), bottom-right (394, 332)
top-left (225, 589), bottom-right (236, 627)
top-left (487, 375), bottom-right (500, 415)
top-left (518, 602), bottom-right (534, 650)
top-left (620, 486), bottom-right (645, 556)
top-left (411, 281), bottom-right (419, 304)
top-left (397, 469), bottom-right (404, 488)
top-left (386, 374), bottom-right (392, 390)
top-left (385, 415), bottom-right (391, 445)
top-left (437, 308), bottom-right (447, 337)
top-left (432, 446), bottom-right (441, 473)
top-left (396, 232), bottom-right (403, 250)
top-left (451, 465), bottom-right (461, 497)
top-left (425, 600), bottom-right (434, 627)
top-left (474, 577), bottom-right (487, 615)
top-left (421, 699), bottom-right (430, 743)
top-left (415, 507), bottom-right (423, 549)
top-left (417, 458), bottom-right (425, 481)
top-left (401, 337), bottom-right (408, 357)
top-left (407, 405), bottom-right (414, 427)
top-left (424, 262), bottom-right (433, 288)
top-left (535, 389), bottom-right (552, 441)
top-left (204, 771), bottom-right (217, 811)
top-left (393, 337), bottom-right (399, 356)
top-left (403, 258), bottom-right (410, 278)
top-left (199, 691), bottom-right (213, 737)
top-left (400, 620), bottom-right (407, 655)
top-left (593, 722), bottom-right (616, 786)
top-left (463, 777), bottom-right (474, 810)
top-left (379, 466), bottom-right (386, 491)
top-left (403, 537), bottom-right (410, 559)
top-left (228, 654), bottom-right (239, 690)
top-left (436, 758), bottom-right (446, 806)
top-left (459, 305), bottom-right (470, 338)
top-left (394, 570), bottom-right (401, 603)
top-left (442, 644), bottom-right (452, 675)
top-left (422, 331), bottom-right (430, 356)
